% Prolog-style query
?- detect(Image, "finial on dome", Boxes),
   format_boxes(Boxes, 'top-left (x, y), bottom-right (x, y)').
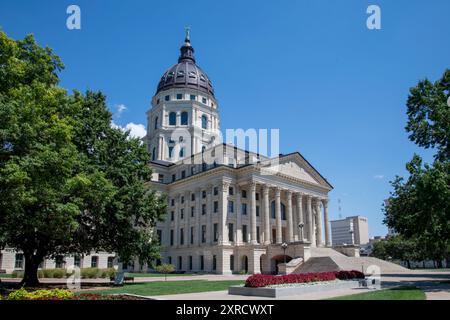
top-left (184, 26), bottom-right (191, 43)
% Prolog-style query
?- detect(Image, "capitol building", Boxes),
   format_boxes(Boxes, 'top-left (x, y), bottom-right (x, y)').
top-left (147, 32), bottom-right (333, 275)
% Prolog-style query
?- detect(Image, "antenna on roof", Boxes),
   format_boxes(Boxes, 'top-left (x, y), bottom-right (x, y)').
top-left (338, 198), bottom-right (342, 219)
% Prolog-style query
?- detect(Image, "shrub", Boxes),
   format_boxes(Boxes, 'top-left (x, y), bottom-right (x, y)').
top-left (42, 269), bottom-right (54, 278)
top-left (245, 270), bottom-right (364, 288)
top-left (81, 267), bottom-right (99, 279)
top-left (155, 264), bottom-right (175, 281)
top-left (7, 288), bottom-right (74, 300)
top-left (52, 268), bottom-right (65, 279)
top-left (11, 270), bottom-right (24, 278)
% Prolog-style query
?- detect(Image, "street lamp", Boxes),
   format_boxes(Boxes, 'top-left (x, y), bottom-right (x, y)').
top-left (298, 222), bottom-right (304, 242)
top-left (281, 242), bottom-right (288, 265)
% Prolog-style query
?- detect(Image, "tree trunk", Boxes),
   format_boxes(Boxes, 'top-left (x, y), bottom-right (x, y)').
top-left (20, 254), bottom-right (41, 287)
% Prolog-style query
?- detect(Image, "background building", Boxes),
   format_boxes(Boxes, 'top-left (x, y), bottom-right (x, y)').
top-left (330, 215), bottom-right (369, 246)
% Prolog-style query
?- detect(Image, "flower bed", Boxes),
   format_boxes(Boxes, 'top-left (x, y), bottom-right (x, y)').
top-left (245, 270), bottom-right (364, 288)
top-left (1, 288), bottom-right (145, 300)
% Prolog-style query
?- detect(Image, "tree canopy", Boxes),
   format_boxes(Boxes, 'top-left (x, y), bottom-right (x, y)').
top-left (0, 31), bottom-right (166, 286)
top-left (383, 69), bottom-right (450, 266)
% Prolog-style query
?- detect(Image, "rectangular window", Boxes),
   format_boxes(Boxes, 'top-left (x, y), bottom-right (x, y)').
top-left (200, 255), bottom-right (204, 270)
top-left (171, 211), bottom-right (174, 221)
top-left (168, 256), bottom-right (172, 264)
top-left (165, 95), bottom-right (170, 101)
top-left (213, 187), bottom-right (218, 195)
top-left (180, 228), bottom-right (184, 245)
top-left (177, 93), bottom-right (183, 100)
top-left (178, 256), bottom-right (182, 270)
top-left (257, 226), bottom-right (260, 243)
top-left (107, 257), bottom-right (114, 268)
top-left (171, 173), bottom-right (176, 182)
top-left (191, 166), bottom-right (195, 175)
top-left (202, 190), bottom-right (206, 198)
top-left (190, 227), bottom-right (194, 244)
top-left (191, 206), bottom-right (195, 217)
top-left (189, 256), bottom-right (193, 270)
top-left (213, 223), bottom-right (218, 242)
top-left (229, 187), bottom-right (234, 195)
top-left (190, 94), bottom-right (196, 101)
top-left (14, 254), bottom-right (24, 269)
top-left (180, 208), bottom-right (184, 220)
top-left (157, 229), bottom-right (162, 245)
top-left (213, 255), bottom-right (217, 271)
top-left (256, 193), bottom-right (259, 201)
top-left (201, 225), bottom-right (206, 243)
top-left (242, 190), bottom-right (247, 198)
top-left (202, 97), bottom-right (207, 104)
top-left (74, 255), bottom-right (81, 268)
top-left (242, 203), bottom-right (247, 215)
top-left (202, 204), bottom-right (206, 215)
top-left (213, 201), bottom-right (218, 213)
top-left (181, 170), bottom-right (186, 179)
top-left (191, 193), bottom-right (195, 201)
top-left (242, 225), bottom-right (248, 243)
top-left (256, 206), bottom-right (260, 217)
top-left (158, 174), bottom-right (164, 183)
top-left (55, 256), bottom-right (65, 269)
top-left (228, 223), bottom-right (234, 242)
top-left (181, 196), bottom-right (184, 204)
top-left (228, 200), bottom-right (234, 213)
top-left (171, 199), bottom-right (175, 206)
top-left (91, 256), bottom-right (98, 268)
top-left (170, 229), bottom-right (174, 246)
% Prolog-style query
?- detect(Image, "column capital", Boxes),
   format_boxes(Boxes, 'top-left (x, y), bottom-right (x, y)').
top-left (286, 190), bottom-right (293, 200)
top-left (262, 184), bottom-right (270, 195)
top-left (322, 198), bottom-right (329, 207)
top-left (274, 186), bottom-right (281, 197)
top-left (249, 181), bottom-right (257, 190)
top-left (220, 180), bottom-right (230, 191)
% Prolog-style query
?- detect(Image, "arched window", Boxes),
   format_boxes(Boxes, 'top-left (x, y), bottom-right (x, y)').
top-left (169, 112), bottom-right (176, 125)
top-left (202, 145), bottom-right (206, 153)
top-left (152, 147), bottom-right (156, 161)
top-left (181, 111), bottom-right (188, 125)
top-left (271, 201), bottom-right (286, 220)
top-left (179, 147), bottom-right (185, 158)
top-left (201, 115), bottom-right (208, 129)
top-left (154, 117), bottom-right (158, 130)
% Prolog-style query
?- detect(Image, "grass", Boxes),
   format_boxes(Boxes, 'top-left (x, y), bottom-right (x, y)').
top-left (81, 280), bottom-right (245, 296)
top-left (0, 274), bottom-right (12, 278)
top-left (124, 272), bottom-right (196, 278)
top-left (329, 286), bottom-right (426, 300)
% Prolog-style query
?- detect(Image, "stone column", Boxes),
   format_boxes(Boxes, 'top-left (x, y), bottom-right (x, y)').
top-left (315, 199), bottom-right (323, 247)
top-left (195, 188), bottom-right (201, 246)
top-left (207, 184), bottom-right (213, 244)
top-left (275, 187), bottom-right (282, 244)
top-left (250, 182), bottom-right (258, 244)
top-left (219, 181), bottom-right (229, 245)
top-left (263, 185), bottom-right (271, 245)
top-left (322, 199), bottom-right (331, 247)
top-left (286, 190), bottom-right (294, 243)
top-left (185, 191), bottom-right (190, 247)
top-left (306, 195), bottom-right (316, 247)
top-left (236, 185), bottom-right (242, 245)
top-left (296, 193), bottom-right (304, 241)
top-left (174, 193), bottom-right (179, 247)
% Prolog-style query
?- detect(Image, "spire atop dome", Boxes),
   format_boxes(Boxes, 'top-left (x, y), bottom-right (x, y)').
top-left (179, 27), bottom-right (195, 63)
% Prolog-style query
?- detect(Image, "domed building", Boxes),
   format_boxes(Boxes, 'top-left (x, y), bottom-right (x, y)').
top-left (146, 31), bottom-right (334, 275)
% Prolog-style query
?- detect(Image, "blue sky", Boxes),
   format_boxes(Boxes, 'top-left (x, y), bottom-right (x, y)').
top-left (1, 0), bottom-right (449, 237)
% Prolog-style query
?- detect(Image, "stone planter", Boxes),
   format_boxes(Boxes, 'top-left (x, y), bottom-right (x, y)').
top-left (228, 280), bottom-right (360, 298)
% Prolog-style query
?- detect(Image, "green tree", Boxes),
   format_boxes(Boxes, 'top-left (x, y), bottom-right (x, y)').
top-left (384, 69), bottom-right (450, 268)
top-left (155, 263), bottom-right (175, 281)
top-left (0, 31), bottom-right (166, 286)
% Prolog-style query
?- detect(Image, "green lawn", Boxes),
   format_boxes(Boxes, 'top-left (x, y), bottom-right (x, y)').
top-left (82, 280), bottom-right (244, 296)
top-left (329, 286), bottom-right (426, 300)
top-left (124, 272), bottom-right (196, 278)
top-left (0, 274), bottom-right (12, 278)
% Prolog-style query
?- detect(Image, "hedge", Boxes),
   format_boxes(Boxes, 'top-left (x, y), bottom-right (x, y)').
top-left (245, 270), bottom-right (365, 288)
top-left (11, 268), bottom-right (116, 279)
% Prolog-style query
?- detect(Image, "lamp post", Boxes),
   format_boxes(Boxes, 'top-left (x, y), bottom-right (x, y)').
top-left (281, 242), bottom-right (288, 265)
top-left (298, 222), bottom-right (304, 242)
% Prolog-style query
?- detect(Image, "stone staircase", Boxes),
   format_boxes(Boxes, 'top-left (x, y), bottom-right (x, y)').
top-left (293, 247), bottom-right (409, 274)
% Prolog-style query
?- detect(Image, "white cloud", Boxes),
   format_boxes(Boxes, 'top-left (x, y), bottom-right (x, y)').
top-left (373, 175), bottom-right (384, 180)
top-left (110, 121), bottom-right (147, 139)
top-left (115, 104), bottom-right (127, 116)
top-left (124, 122), bottom-right (147, 139)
